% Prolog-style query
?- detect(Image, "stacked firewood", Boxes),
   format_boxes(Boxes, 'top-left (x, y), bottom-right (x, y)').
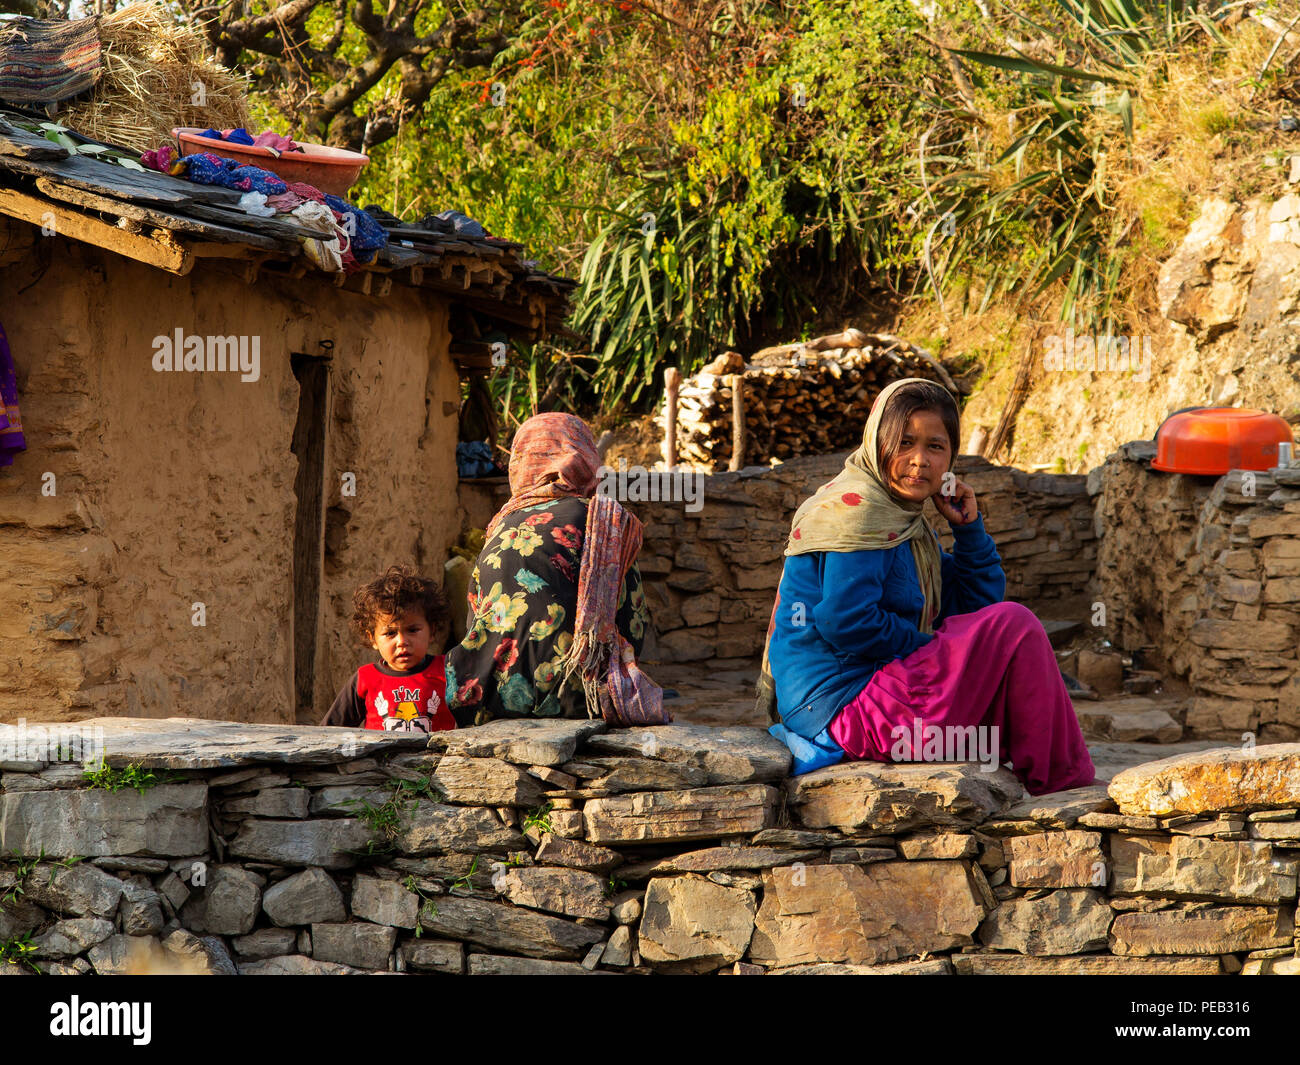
top-left (659, 330), bottom-right (957, 470)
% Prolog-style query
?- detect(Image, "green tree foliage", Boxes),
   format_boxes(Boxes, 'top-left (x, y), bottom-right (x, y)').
top-left (236, 0), bottom-right (1242, 424)
top-left (243, 2), bottom-right (969, 414)
top-left (179, 0), bottom-right (520, 151)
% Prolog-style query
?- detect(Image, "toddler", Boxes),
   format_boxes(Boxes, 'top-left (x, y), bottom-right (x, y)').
top-left (322, 565), bottom-right (456, 733)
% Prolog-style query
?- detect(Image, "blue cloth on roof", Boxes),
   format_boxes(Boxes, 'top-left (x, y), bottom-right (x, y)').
top-left (324, 194), bottom-right (388, 257)
top-left (435, 210), bottom-right (485, 238)
top-left (182, 152), bottom-right (287, 195)
top-left (199, 127), bottom-right (255, 146)
top-left (768, 512), bottom-right (1005, 756)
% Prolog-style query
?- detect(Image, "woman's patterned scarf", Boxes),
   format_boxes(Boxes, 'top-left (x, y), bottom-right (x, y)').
top-left (486, 412), bottom-right (602, 538)
top-left (755, 377), bottom-right (946, 723)
top-left (490, 413), bottom-right (668, 727)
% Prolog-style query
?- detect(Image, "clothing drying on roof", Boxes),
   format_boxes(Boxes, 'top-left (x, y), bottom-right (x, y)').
top-left (0, 323), bottom-right (26, 467)
top-left (238, 191), bottom-right (275, 217)
top-left (135, 145), bottom-right (386, 265)
top-left (292, 200), bottom-right (344, 272)
top-left (180, 151), bottom-right (288, 196)
top-left (362, 205), bottom-right (489, 239)
top-left (287, 182), bottom-right (327, 203)
top-left (197, 127), bottom-right (303, 154)
top-left (139, 144), bottom-right (176, 173)
top-left (428, 210), bottom-right (486, 238)
top-left (264, 182), bottom-right (327, 213)
top-left (325, 194), bottom-right (386, 257)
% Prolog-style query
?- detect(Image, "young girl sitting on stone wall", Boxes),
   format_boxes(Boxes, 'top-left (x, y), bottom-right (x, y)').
top-left (758, 377), bottom-right (1096, 795)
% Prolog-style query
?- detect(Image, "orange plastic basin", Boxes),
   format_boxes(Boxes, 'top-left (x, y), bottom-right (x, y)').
top-left (172, 128), bottom-right (368, 198)
top-left (1152, 407), bottom-right (1294, 475)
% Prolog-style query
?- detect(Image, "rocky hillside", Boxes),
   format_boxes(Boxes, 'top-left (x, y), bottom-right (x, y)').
top-left (947, 191), bottom-right (1300, 474)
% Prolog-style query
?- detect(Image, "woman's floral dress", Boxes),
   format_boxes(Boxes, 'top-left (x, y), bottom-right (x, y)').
top-left (445, 495), bottom-right (649, 724)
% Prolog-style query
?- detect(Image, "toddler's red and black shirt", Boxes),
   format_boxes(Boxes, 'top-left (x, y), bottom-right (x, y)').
top-left (321, 653), bottom-right (454, 733)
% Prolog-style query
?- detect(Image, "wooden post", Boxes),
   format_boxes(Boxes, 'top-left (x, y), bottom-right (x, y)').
top-left (663, 367), bottom-right (680, 469)
top-left (727, 372), bottom-right (746, 472)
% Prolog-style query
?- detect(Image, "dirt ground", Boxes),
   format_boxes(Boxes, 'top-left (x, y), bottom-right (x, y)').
top-left (601, 413), bottom-right (666, 470)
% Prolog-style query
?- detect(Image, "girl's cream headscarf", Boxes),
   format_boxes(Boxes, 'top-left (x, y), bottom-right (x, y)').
top-left (756, 377), bottom-right (951, 722)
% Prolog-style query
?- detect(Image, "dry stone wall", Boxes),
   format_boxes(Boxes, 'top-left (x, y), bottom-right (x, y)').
top-left (2, 718), bottom-right (1297, 976)
top-left (456, 453), bottom-right (1100, 667)
top-left (622, 452), bottom-right (1097, 663)
top-left (1094, 444), bottom-right (1300, 742)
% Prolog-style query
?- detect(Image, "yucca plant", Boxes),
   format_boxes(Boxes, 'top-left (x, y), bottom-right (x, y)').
top-left (568, 171), bottom-right (775, 411)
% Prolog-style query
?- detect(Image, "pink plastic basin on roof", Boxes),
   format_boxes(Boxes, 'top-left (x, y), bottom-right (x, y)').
top-left (172, 128), bottom-right (368, 198)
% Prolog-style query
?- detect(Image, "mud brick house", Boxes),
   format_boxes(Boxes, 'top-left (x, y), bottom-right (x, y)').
top-left (0, 119), bottom-right (573, 727)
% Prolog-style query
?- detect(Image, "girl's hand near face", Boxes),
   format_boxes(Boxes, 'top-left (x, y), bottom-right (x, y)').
top-left (933, 477), bottom-right (978, 526)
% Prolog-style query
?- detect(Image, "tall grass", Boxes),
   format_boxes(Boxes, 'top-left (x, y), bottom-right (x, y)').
top-left (930, 0), bottom-right (1235, 330)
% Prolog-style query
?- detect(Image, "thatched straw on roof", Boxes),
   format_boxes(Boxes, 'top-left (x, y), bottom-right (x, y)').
top-left (61, 1), bottom-right (250, 152)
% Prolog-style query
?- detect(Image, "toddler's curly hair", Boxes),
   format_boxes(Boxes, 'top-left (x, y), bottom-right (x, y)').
top-left (350, 565), bottom-right (450, 646)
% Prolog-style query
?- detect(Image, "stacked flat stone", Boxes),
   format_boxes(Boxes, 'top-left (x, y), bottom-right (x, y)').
top-left (1095, 450), bottom-right (1300, 743)
top-left (629, 451), bottom-right (1096, 665)
top-left (2, 718), bottom-right (1298, 975)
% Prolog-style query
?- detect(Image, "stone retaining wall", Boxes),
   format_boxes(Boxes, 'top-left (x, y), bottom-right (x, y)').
top-left (629, 453), bottom-right (1096, 663)
top-left (1094, 446), bottom-right (1300, 742)
top-left (2, 719), bottom-right (1297, 976)
top-left (459, 453), bottom-right (1098, 665)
